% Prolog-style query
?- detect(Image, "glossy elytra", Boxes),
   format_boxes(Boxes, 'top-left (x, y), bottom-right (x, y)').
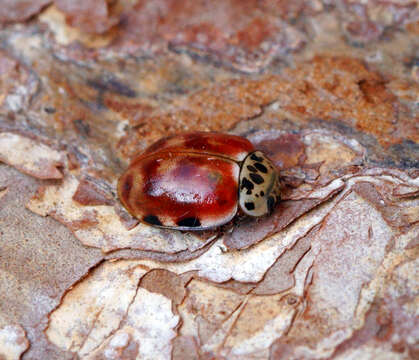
top-left (118, 132), bottom-right (281, 230)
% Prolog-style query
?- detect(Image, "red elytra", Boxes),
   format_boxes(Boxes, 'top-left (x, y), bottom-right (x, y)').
top-left (139, 131), bottom-right (254, 161)
top-left (118, 132), bottom-right (281, 230)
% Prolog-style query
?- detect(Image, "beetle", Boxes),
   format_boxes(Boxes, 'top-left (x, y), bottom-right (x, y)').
top-left (118, 132), bottom-right (281, 230)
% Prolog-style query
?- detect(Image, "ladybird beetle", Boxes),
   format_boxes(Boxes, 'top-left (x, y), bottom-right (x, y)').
top-left (118, 132), bottom-right (281, 230)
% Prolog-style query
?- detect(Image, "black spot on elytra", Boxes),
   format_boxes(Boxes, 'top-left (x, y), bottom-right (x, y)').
top-left (250, 153), bottom-right (264, 162)
top-left (260, 190), bottom-right (265, 196)
top-left (254, 162), bottom-right (268, 173)
top-left (249, 173), bottom-right (264, 184)
top-left (241, 177), bottom-right (254, 194)
top-left (246, 165), bottom-right (257, 173)
top-left (177, 217), bottom-right (201, 228)
top-left (143, 215), bottom-right (163, 226)
top-left (245, 202), bottom-right (255, 210)
top-left (267, 196), bottom-right (276, 214)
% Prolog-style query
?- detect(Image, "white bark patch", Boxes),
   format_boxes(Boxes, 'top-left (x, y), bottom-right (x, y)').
top-left (177, 278), bottom-right (302, 359)
top-left (0, 132), bottom-right (64, 179)
top-left (46, 260), bottom-right (179, 359)
top-left (86, 288), bottom-right (179, 360)
top-left (292, 186), bottom-right (398, 358)
top-left (46, 260), bottom-right (148, 356)
top-left (224, 300), bottom-right (295, 358)
top-left (220, 250), bottom-right (313, 358)
top-left (0, 324), bottom-right (29, 360)
top-left (289, 178), bottom-right (345, 200)
top-left (311, 191), bottom-right (393, 323)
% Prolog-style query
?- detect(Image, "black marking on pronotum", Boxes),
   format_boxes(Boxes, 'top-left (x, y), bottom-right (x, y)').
top-left (249, 173), bottom-right (264, 184)
top-left (250, 153), bottom-right (264, 162)
top-left (246, 165), bottom-right (258, 173)
top-left (143, 215), bottom-right (163, 226)
top-left (177, 217), bottom-right (201, 227)
top-left (267, 196), bottom-right (276, 214)
top-left (254, 162), bottom-right (268, 173)
top-left (245, 202), bottom-right (255, 211)
top-left (241, 177), bottom-right (254, 194)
